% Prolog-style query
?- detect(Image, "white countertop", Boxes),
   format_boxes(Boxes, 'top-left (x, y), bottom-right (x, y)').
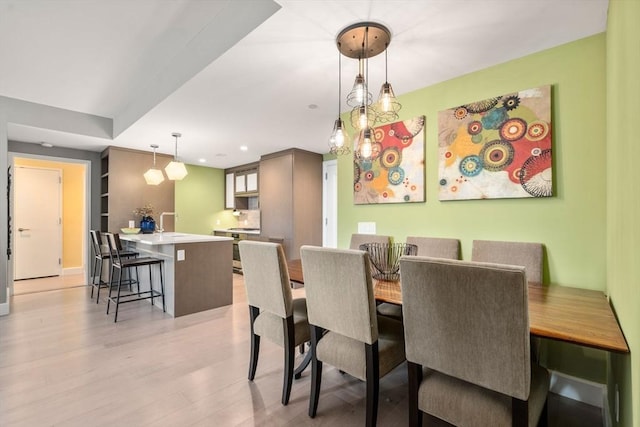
top-left (214, 228), bottom-right (261, 235)
top-left (121, 232), bottom-right (233, 245)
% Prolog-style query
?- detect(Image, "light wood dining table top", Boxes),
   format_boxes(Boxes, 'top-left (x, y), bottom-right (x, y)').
top-left (287, 258), bottom-right (629, 353)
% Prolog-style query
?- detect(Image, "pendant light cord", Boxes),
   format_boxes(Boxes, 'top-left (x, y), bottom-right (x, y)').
top-left (174, 135), bottom-right (178, 160)
top-left (364, 26), bottom-right (369, 119)
top-left (385, 42), bottom-right (389, 84)
top-left (338, 44), bottom-right (342, 114)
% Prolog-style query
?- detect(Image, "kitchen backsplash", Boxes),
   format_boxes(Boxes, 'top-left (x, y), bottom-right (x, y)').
top-left (236, 209), bottom-right (261, 229)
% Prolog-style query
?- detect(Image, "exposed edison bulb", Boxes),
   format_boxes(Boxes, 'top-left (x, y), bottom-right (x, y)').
top-left (380, 91), bottom-right (391, 112)
top-left (360, 128), bottom-right (373, 159)
top-left (329, 118), bottom-right (349, 152)
top-left (334, 128), bottom-right (345, 147)
top-left (355, 75), bottom-right (365, 104)
top-left (377, 82), bottom-right (399, 116)
top-left (358, 105), bottom-right (368, 130)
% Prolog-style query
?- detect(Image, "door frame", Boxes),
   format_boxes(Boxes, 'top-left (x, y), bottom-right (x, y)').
top-left (322, 159), bottom-right (338, 248)
top-left (8, 152), bottom-right (91, 296)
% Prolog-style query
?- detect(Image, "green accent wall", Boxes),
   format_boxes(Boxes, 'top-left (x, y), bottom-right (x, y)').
top-left (335, 22), bottom-right (639, 425)
top-left (339, 34), bottom-right (607, 292)
top-left (607, 1), bottom-right (640, 426)
top-left (175, 164), bottom-right (235, 234)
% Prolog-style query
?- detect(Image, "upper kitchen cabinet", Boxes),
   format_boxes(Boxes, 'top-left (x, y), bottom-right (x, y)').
top-left (224, 162), bottom-right (259, 209)
top-left (259, 149), bottom-right (322, 260)
top-left (101, 147), bottom-right (175, 232)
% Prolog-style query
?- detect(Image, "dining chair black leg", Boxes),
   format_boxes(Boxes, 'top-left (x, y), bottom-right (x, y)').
top-left (248, 306), bottom-right (260, 381)
top-left (407, 361), bottom-right (423, 427)
top-left (106, 263), bottom-right (115, 313)
top-left (90, 257), bottom-right (98, 298)
top-left (282, 315), bottom-right (295, 405)
top-left (308, 325), bottom-right (323, 418)
top-left (365, 342), bottom-right (380, 427)
top-left (159, 262), bottom-right (166, 312)
top-left (95, 257), bottom-right (106, 304)
top-left (148, 265), bottom-right (154, 306)
top-left (134, 266), bottom-right (140, 296)
top-left (113, 268), bottom-right (123, 323)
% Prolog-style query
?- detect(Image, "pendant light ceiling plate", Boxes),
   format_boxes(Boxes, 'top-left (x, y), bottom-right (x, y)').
top-left (171, 132), bottom-right (182, 138)
top-left (336, 22), bottom-right (391, 59)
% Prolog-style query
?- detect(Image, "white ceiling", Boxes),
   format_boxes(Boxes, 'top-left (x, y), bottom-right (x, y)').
top-left (1, 0), bottom-right (609, 169)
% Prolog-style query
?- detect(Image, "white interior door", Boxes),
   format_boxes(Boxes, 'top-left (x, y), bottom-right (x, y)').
top-left (14, 166), bottom-right (62, 280)
top-left (322, 160), bottom-right (338, 248)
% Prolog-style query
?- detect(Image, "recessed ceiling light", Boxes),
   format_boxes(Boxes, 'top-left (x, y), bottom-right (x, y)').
top-left (308, 104), bottom-right (318, 109)
top-left (40, 142), bottom-right (53, 148)
top-left (198, 158), bottom-right (206, 163)
top-left (240, 145), bottom-right (248, 151)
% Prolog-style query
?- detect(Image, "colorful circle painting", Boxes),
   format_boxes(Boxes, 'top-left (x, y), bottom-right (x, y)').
top-left (480, 140), bottom-right (515, 171)
top-left (459, 155), bottom-right (483, 177)
top-left (500, 118), bottom-right (527, 141)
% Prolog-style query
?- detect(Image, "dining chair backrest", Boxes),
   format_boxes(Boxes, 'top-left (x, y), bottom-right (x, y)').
top-left (300, 245), bottom-right (378, 344)
top-left (471, 239), bottom-right (543, 284)
top-left (405, 236), bottom-right (460, 259)
top-left (103, 233), bottom-right (122, 265)
top-left (239, 240), bottom-right (293, 318)
top-left (89, 229), bottom-right (103, 255)
top-left (400, 256), bottom-right (531, 400)
top-left (349, 233), bottom-right (391, 250)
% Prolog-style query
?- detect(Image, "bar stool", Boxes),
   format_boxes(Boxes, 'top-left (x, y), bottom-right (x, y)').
top-left (104, 232), bottom-right (166, 322)
top-left (89, 230), bottom-right (138, 303)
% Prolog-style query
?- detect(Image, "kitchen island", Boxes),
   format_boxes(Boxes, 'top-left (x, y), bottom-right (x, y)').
top-left (120, 232), bottom-right (233, 317)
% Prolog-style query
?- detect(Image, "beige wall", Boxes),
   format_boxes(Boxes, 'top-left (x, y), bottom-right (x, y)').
top-left (14, 157), bottom-right (85, 270)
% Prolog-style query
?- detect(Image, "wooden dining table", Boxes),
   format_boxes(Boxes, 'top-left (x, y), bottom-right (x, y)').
top-left (287, 259), bottom-right (629, 353)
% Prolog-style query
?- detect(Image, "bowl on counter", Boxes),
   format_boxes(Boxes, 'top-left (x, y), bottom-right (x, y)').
top-left (120, 227), bottom-right (141, 235)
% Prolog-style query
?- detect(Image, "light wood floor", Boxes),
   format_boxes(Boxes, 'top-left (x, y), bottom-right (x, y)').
top-left (0, 274), bottom-right (603, 426)
top-left (12, 273), bottom-right (86, 295)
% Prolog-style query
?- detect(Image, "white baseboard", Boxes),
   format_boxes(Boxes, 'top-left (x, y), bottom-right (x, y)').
top-left (550, 370), bottom-right (609, 423)
top-left (63, 267), bottom-right (84, 276)
top-left (0, 300), bottom-right (9, 316)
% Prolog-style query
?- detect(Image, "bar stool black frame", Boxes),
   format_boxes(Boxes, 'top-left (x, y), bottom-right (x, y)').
top-left (104, 232), bottom-right (166, 322)
top-left (89, 230), bottom-right (139, 303)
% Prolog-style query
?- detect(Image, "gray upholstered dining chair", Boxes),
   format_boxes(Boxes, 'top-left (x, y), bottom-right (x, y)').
top-left (400, 256), bottom-right (549, 426)
top-left (377, 236), bottom-right (461, 319)
top-left (238, 240), bottom-right (311, 406)
top-left (471, 239), bottom-right (543, 284)
top-left (471, 239), bottom-right (545, 361)
top-left (300, 245), bottom-right (406, 427)
top-left (349, 233), bottom-right (391, 250)
top-left (406, 236), bottom-right (460, 259)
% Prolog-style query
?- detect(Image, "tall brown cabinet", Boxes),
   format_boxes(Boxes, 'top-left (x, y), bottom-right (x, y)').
top-left (259, 148), bottom-right (323, 260)
top-left (100, 147), bottom-right (175, 232)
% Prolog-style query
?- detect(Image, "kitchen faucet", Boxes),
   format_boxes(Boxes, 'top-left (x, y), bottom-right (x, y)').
top-left (158, 212), bottom-right (175, 233)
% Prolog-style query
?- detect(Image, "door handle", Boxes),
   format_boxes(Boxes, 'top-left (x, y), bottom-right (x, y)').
top-left (18, 228), bottom-right (30, 232)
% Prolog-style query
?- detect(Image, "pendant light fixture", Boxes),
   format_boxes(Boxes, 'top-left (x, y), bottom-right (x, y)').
top-left (376, 43), bottom-right (401, 122)
top-left (329, 44), bottom-right (350, 155)
top-left (144, 144), bottom-right (165, 185)
top-left (165, 132), bottom-right (188, 181)
top-left (330, 21), bottom-right (401, 157)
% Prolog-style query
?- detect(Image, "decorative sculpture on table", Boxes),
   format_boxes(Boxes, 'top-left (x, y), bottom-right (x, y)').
top-left (438, 85), bottom-right (552, 200)
top-left (353, 116), bottom-right (425, 205)
top-left (359, 242), bottom-right (417, 281)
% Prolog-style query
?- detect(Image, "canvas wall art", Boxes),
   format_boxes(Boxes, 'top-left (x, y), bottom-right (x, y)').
top-left (438, 85), bottom-right (552, 200)
top-left (354, 116), bottom-right (425, 205)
